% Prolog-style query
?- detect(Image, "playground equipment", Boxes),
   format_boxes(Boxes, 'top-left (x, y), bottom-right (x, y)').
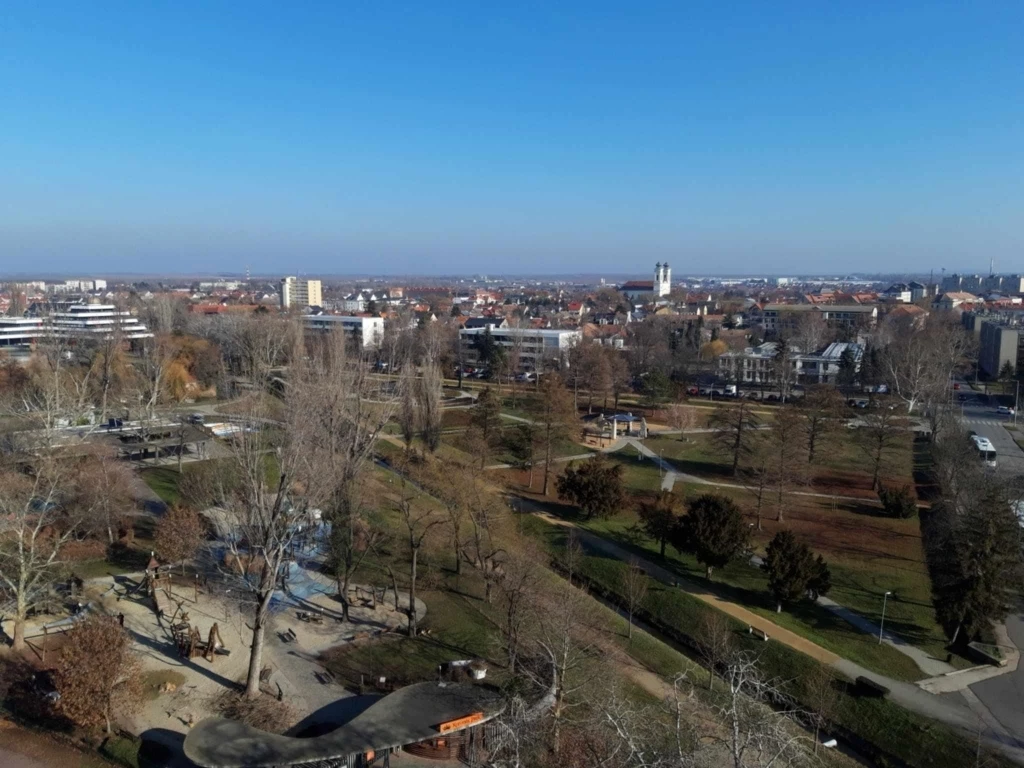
top-left (173, 621), bottom-right (229, 662)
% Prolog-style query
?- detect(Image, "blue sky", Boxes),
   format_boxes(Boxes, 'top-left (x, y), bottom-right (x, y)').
top-left (1, 1), bottom-right (1022, 276)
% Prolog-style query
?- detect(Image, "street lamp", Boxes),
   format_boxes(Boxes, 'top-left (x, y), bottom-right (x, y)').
top-left (878, 591), bottom-right (893, 645)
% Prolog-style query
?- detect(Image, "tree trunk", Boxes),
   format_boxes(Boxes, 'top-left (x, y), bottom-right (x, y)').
top-left (339, 569), bottom-right (351, 623)
top-left (776, 602), bottom-right (782, 613)
top-left (408, 549), bottom-right (419, 637)
top-left (244, 590), bottom-right (272, 698)
top-left (11, 599), bottom-right (26, 653)
top-left (705, 564), bottom-right (713, 580)
top-left (454, 543), bottom-right (462, 575)
top-left (660, 539), bottom-right (666, 558)
top-left (627, 611), bottom-right (633, 640)
top-left (542, 431), bottom-right (553, 496)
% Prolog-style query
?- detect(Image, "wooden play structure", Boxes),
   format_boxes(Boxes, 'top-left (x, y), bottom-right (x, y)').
top-left (173, 620), bottom-right (229, 662)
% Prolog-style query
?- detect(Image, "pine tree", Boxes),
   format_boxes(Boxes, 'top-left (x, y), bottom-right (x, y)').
top-left (933, 489), bottom-right (1023, 646)
top-left (671, 493), bottom-right (750, 580)
top-left (637, 491), bottom-right (679, 558)
top-left (762, 531), bottom-right (832, 611)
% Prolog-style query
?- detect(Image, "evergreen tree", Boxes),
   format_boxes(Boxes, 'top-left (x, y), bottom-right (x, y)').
top-left (671, 493), bottom-right (750, 580)
top-left (556, 454), bottom-right (626, 520)
top-left (761, 531), bottom-right (831, 611)
top-left (837, 347), bottom-right (858, 387)
top-left (933, 489), bottom-right (1023, 646)
top-left (637, 491), bottom-right (679, 558)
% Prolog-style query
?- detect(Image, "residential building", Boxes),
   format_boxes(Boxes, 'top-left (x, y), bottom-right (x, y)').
top-left (49, 279), bottom-right (108, 293)
top-left (303, 314), bottom-right (384, 349)
top-left (717, 341), bottom-right (862, 386)
top-left (978, 321), bottom-right (1024, 380)
top-left (459, 326), bottom-right (581, 371)
top-left (933, 292), bottom-right (978, 311)
top-left (756, 304), bottom-right (877, 334)
top-left (279, 276), bottom-right (323, 309)
top-left (882, 283), bottom-right (912, 303)
top-left (941, 274), bottom-right (1024, 295)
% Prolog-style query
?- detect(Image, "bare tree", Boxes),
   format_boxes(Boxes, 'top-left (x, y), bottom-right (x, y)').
top-left (526, 577), bottom-right (598, 757)
top-left (792, 312), bottom-right (831, 355)
top-left (155, 505), bottom-right (206, 572)
top-left (530, 375), bottom-right (579, 496)
top-left (0, 462), bottom-right (81, 651)
top-left (802, 664), bottom-right (839, 755)
top-left (621, 560), bottom-right (648, 641)
top-left (53, 615), bottom-right (143, 734)
top-left (709, 400), bottom-right (761, 476)
top-left (740, 438), bottom-right (773, 532)
top-left (696, 610), bottom-right (735, 691)
top-left (496, 546), bottom-right (543, 674)
top-left (394, 476), bottom-right (444, 637)
top-left (666, 401), bottom-right (699, 440)
top-left (706, 652), bottom-right (809, 768)
top-left (856, 405), bottom-right (908, 490)
top-left (417, 358), bottom-right (443, 454)
top-left (764, 408), bottom-right (806, 522)
top-left (71, 445), bottom-right (137, 544)
top-left (799, 386), bottom-right (844, 465)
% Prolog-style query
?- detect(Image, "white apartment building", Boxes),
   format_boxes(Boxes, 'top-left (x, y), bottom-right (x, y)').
top-left (303, 314), bottom-right (384, 349)
top-left (49, 279), bottom-right (108, 293)
top-left (0, 303), bottom-right (152, 352)
top-left (717, 341), bottom-right (863, 385)
top-left (280, 277), bottom-right (323, 309)
top-left (459, 327), bottom-right (581, 371)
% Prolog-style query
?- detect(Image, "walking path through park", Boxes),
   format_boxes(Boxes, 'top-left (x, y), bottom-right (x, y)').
top-left (515, 500), bottom-right (1024, 763)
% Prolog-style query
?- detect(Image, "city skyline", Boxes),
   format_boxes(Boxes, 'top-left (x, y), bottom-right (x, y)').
top-left (2, 2), bottom-right (1022, 274)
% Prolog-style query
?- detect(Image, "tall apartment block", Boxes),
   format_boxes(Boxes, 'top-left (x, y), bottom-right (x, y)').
top-left (280, 276), bottom-right (323, 308)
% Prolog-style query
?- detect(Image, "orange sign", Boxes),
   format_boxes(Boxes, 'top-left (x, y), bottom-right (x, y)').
top-left (438, 712), bottom-right (484, 734)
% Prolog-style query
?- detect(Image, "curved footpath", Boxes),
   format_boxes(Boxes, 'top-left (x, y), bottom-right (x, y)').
top-left (516, 500), bottom-right (1024, 764)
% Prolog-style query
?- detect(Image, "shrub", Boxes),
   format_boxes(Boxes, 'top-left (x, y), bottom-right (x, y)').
top-left (878, 485), bottom-right (917, 519)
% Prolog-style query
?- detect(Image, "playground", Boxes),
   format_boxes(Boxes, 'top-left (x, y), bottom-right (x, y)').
top-left (24, 548), bottom-right (428, 754)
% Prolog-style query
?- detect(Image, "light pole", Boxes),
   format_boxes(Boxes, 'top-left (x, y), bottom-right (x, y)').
top-left (1015, 380), bottom-right (1019, 426)
top-left (878, 591), bottom-right (892, 644)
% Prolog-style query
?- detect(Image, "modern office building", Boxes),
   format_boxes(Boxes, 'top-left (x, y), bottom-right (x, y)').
top-left (303, 314), bottom-right (384, 349)
top-left (941, 273), bottom-right (1024, 295)
top-left (459, 326), bottom-right (581, 371)
top-left (280, 276), bottom-right (323, 309)
top-left (0, 303), bottom-right (152, 354)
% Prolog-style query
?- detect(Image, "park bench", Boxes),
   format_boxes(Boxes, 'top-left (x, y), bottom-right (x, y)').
top-left (748, 626), bottom-right (769, 641)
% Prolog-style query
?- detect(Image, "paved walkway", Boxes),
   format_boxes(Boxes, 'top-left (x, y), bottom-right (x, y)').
top-left (517, 502), bottom-right (1024, 763)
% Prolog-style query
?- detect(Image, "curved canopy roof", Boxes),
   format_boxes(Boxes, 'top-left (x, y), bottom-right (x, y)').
top-left (184, 682), bottom-right (504, 768)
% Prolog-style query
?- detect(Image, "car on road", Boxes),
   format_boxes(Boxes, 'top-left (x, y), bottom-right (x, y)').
top-left (997, 406), bottom-right (1016, 416)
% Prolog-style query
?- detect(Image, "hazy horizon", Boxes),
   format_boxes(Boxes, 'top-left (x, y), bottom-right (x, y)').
top-left (3, 3), bottom-right (1021, 275)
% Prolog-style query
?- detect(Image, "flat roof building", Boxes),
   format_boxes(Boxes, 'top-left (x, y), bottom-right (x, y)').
top-left (0, 303), bottom-right (152, 353)
top-left (459, 326), bottom-right (581, 371)
top-left (185, 681), bottom-right (504, 768)
top-left (280, 276), bottom-right (323, 309)
top-left (304, 314), bottom-right (384, 349)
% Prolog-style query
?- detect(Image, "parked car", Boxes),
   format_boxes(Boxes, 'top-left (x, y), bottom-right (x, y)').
top-left (998, 406), bottom-right (1015, 416)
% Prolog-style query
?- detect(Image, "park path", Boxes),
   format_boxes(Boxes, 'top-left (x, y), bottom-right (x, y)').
top-left (516, 501), bottom-right (1024, 763)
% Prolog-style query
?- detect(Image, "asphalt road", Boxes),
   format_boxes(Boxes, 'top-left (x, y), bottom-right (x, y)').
top-left (956, 388), bottom-right (1024, 743)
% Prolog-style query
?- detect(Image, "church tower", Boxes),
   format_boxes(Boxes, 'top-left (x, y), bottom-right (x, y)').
top-left (655, 262), bottom-right (671, 297)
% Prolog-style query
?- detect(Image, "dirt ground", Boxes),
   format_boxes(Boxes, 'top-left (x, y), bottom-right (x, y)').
top-left (69, 566), bottom-right (425, 757)
top-left (0, 720), bottom-right (115, 768)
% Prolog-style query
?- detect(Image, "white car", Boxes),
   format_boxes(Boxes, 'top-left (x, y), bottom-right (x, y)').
top-left (998, 406), bottom-right (1015, 416)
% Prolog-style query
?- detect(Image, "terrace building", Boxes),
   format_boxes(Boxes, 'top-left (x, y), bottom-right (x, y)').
top-left (0, 303), bottom-right (152, 354)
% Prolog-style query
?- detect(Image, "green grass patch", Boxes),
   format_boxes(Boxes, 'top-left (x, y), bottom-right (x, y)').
top-left (139, 467), bottom-right (182, 505)
top-left (99, 734), bottom-right (141, 768)
top-left (522, 512), bottom-right (1009, 768)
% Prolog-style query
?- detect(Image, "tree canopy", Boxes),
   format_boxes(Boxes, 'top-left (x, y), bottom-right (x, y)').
top-left (671, 493), bottom-right (750, 580)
